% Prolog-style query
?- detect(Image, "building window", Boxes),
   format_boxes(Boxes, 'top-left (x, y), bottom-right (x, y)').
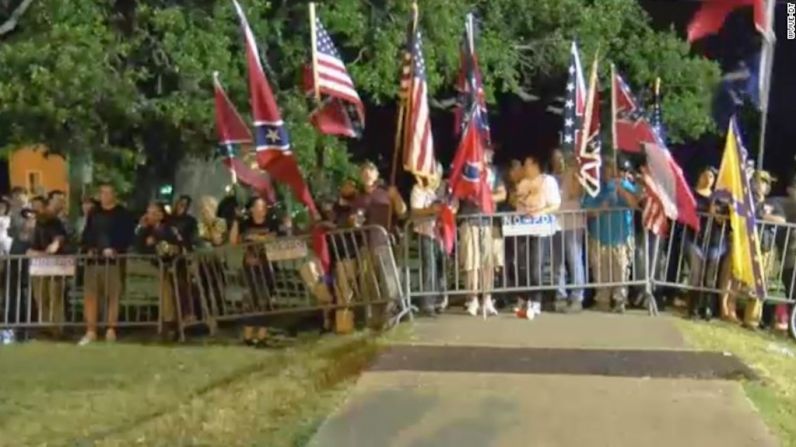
top-left (27, 170), bottom-right (42, 195)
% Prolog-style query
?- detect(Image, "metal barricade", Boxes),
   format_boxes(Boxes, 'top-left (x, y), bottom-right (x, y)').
top-left (191, 225), bottom-right (408, 329)
top-left (652, 212), bottom-right (796, 337)
top-left (0, 253), bottom-right (164, 332)
top-left (401, 208), bottom-right (656, 314)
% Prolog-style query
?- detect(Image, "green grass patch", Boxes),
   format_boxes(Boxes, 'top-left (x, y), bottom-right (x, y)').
top-left (0, 331), bottom-right (393, 447)
top-left (677, 320), bottom-right (796, 447)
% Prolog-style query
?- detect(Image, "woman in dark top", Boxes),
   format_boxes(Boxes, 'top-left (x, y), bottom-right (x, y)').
top-left (28, 200), bottom-right (69, 334)
top-left (686, 167), bottom-right (727, 320)
top-left (135, 202), bottom-right (187, 331)
top-left (229, 197), bottom-right (276, 344)
top-left (230, 197), bottom-right (275, 312)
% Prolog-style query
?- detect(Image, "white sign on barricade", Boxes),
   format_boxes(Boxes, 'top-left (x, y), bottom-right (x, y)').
top-left (29, 256), bottom-right (77, 277)
top-left (501, 214), bottom-right (559, 237)
top-left (264, 239), bottom-right (309, 261)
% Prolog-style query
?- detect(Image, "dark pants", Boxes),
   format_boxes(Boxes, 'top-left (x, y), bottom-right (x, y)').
top-left (418, 235), bottom-right (440, 311)
top-left (516, 236), bottom-right (550, 303)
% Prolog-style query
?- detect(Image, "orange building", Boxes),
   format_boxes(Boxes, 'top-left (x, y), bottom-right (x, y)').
top-left (8, 146), bottom-right (69, 198)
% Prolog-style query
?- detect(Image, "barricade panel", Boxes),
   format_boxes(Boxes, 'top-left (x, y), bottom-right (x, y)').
top-left (0, 253), bottom-right (164, 330)
top-left (401, 208), bottom-right (650, 310)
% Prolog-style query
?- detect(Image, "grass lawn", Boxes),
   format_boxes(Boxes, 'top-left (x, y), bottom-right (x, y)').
top-left (677, 320), bottom-right (796, 447)
top-left (0, 329), bottom-right (398, 447)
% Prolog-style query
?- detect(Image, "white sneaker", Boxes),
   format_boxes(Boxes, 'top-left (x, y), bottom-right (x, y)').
top-left (78, 332), bottom-right (97, 347)
top-left (1, 330), bottom-right (11, 345)
top-left (466, 298), bottom-right (480, 316)
top-left (483, 296), bottom-right (499, 317)
top-left (530, 301), bottom-right (542, 316)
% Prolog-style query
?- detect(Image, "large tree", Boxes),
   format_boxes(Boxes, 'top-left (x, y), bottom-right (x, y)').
top-left (0, 0), bottom-right (719, 199)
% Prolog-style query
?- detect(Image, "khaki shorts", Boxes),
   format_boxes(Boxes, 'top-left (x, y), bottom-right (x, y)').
top-left (84, 263), bottom-right (125, 300)
top-left (460, 221), bottom-right (494, 272)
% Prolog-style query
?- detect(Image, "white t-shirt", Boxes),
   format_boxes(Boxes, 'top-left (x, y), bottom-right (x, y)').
top-left (515, 175), bottom-right (561, 215)
top-left (411, 185), bottom-right (438, 238)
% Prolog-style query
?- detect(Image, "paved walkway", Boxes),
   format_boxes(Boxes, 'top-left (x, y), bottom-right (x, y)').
top-left (310, 312), bottom-right (778, 447)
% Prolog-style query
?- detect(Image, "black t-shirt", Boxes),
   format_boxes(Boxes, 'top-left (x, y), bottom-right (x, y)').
top-left (686, 193), bottom-right (730, 251)
top-left (135, 222), bottom-right (183, 258)
top-left (81, 205), bottom-right (135, 253)
top-left (170, 213), bottom-right (198, 250)
top-left (238, 218), bottom-right (273, 242)
top-left (31, 215), bottom-right (68, 253)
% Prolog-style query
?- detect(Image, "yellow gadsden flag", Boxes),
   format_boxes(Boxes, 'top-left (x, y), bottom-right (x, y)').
top-left (714, 117), bottom-right (766, 298)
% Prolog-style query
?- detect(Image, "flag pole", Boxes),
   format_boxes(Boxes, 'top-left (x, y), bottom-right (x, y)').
top-left (309, 2), bottom-right (321, 103)
top-left (756, 0), bottom-right (776, 170)
top-left (610, 63), bottom-right (618, 162)
top-left (580, 47), bottom-right (600, 165)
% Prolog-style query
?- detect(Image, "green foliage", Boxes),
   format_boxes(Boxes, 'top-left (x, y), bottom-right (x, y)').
top-left (0, 0), bottom-right (720, 202)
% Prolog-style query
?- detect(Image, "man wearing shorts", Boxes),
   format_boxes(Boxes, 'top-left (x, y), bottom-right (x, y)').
top-left (78, 183), bottom-right (135, 345)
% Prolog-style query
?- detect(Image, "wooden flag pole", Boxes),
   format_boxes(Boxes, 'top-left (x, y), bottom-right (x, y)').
top-left (309, 2), bottom-right (321, 103)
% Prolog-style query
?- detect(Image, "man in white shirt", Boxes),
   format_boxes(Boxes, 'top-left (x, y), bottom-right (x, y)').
top-left (551, 149), bottom-right (586, 312)
top-left (410, 166), bottom-right (443, 316)
top-left (513, 154), bottom-right (561, 312)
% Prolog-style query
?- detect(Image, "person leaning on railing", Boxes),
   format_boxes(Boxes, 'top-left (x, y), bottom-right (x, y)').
top-left (78, 183), bottom-right (135, 346)
top-left (583, 161), bottom-right (639, 313)
top-left (751, 171), bottom-right (788, 331)
top-left (135, 202), bottom-right (186, 339)
top-left (229, 197), bottom-right (276, 312)
top-left (684, 166), bottom-right (725, 321)
top-left (352, 162), bottom-right (406, 326)
top-left (410, 165), bottom-right (444, 316)
top-left (26, 197), bottom-right (69, 338)
top-left (512, 154), bottom-right (561, 316)
top-left (551, 149), bottom-right (586, 312)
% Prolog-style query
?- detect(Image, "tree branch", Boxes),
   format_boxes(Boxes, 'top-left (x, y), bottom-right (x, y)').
top-left (0, 0), bottom-right (35, 37)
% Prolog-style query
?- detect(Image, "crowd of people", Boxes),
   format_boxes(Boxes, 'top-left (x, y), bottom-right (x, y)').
top-left (403, 147), bottom-right (796, 334)
top-left (1, 149), bottom-right (795, 345)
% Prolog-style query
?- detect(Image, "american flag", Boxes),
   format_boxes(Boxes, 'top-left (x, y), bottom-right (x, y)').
top-left (455, 13), bottom-right (491, 147)
top-left (562, 41), bottom-right (586, 154)
top-left (306, 14), bottom-right (365, 138)
top-left (400, 15), bottom-right (436, 179)
top-left (641, 165), bottom-right (668, 236)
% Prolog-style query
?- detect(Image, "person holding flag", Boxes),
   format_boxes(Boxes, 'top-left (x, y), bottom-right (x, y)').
top-left (232, 0), bottom-right (318, 219)
top-left (213, 72), bottom-right (275, 202)
top-left (713, 117), bottom-right (768, 327)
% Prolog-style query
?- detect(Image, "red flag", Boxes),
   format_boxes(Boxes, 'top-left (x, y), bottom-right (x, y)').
top-left (213, 73), bottom-right (276, 202)
top-left (311, 225), bottom-right (331, 274)
top-left (687, 0), bottom-right (765, 42)
top-left (214, 72), bottom-right (252, 145)
top-left (437, 205), bottom-right (456, 255)
top-left (233, 0), bottom-right (318, 218)
top-left (611, 71), bottom-right (658, 154)
top-left (449, 114), bottom-right (494, 215)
